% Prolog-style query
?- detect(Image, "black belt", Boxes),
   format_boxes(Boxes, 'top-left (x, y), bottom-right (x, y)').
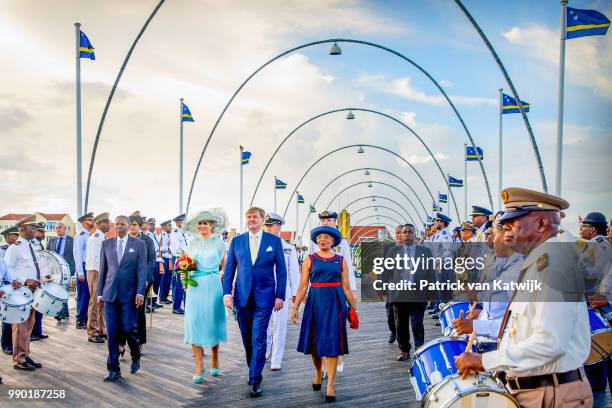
top-left (503, 369), bottom-right (583, 390)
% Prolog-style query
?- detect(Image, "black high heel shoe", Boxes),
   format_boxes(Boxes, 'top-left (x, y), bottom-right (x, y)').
top-left (312, 383), bottom-right (322, 391)
top-left (325, 395), bottom-right (336, 403)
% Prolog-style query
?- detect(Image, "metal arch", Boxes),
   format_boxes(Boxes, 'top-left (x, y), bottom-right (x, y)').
top-left (279, 144), bottom-right (442, 221)
top-left (249, 108), bottom-right (464, 214)
top-left (84, 0), bottom-right (166, 211)
top-left (286, 167), bottom-right (427, 222)
top-left (351, 222), bottom-right (396, 243)
top-left (299, 180), bottom-right (421, 241)
top-left (185, 38), bottom-right (494, 214)
top-left (353, 214), bottom-right (403, 228)
top-left (343, 195), bottom-right (413, 221)
top-left (349, 206), bottom-right (408, 223)
top-left (454, 0), bottom-right (547, 192)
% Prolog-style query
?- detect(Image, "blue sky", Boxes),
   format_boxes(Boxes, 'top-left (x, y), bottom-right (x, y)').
top-left (0, 0), bottom-right (610, 238)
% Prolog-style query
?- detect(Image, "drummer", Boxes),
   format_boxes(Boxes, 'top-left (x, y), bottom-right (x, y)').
top-left (3, 215), bottom-right (52, 371)
top-left (452, 213), bottom-right (523, 350)
top-left (1, 227), bottom-right (19, 355)
top-left (454, 187), bottom-right (593, 407)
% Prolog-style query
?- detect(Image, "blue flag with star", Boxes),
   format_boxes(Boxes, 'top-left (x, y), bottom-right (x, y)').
top-left (502, 93), bottom-right (530, 114)
top-left (466, 146), bottom-right (484, 161)
top-left (309, 204), bottom-right (316, 213)
top-left (449, 175), bottom-right (463, 187)
top-left (297, 194), bottom-right (305, 204)
top-left (275, 178), bottom-right (287, 190)
top-left (567, 7), bottom-right (610, 39)
top-left (432, 203), bottom-right (441, 212)
top-left (439, 193), bottom-right (448, 204)
top-left (182, 103), bottom-right (194, 122)
top-left (241, 151), bottom-right (251, 165)
top-left (79, 31), bottom-right (95, 60)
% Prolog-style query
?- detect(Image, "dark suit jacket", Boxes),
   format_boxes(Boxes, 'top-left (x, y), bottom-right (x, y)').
top-left (97, 236), bottom-right (147, 303)
top-left (47, 235), bottom-right (75, 275)
top-left (136, 233), bottom-right (155, 282)
top-left (223, 231), bottom-right (287, 308)
top-left (385, 244), bottom-right (434, 303)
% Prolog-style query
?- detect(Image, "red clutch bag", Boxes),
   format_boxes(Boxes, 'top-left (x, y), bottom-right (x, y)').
top-left (348, 308), bottom-right (359, 330)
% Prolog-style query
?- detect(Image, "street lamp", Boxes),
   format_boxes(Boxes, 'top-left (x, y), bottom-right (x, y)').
top-left (367, 182), bottom-right (373, 188)
top-left (357, 145), bottom-right (365, 154)
top-left (364, 169), bottom-right (370, 176)
top-left (372, 197), bottom-right (376, 202)
top-left (329, 42), bottom-right (342, 55)
top-left (346, 111), bottom-right (355, 120)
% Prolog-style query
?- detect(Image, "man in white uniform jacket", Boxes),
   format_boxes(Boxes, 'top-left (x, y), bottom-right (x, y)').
top-left (264, 213), bottom-right (300, 370)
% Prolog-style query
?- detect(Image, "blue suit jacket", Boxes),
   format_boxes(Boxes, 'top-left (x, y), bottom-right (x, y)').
top-left (97, 236), bottom-right (147, 303)
top-left (223, 231), bottom-right (287, 308)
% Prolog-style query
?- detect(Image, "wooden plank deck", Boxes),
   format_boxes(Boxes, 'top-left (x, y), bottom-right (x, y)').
top-left (1, 290), bottom-right (609, 407)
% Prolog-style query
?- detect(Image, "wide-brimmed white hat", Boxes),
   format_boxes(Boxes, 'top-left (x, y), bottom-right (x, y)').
top-left (183, 208), bottom-right (228, 233)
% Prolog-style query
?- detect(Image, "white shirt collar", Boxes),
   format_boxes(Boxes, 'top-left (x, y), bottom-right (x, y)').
top-left (248, 229), bottom-right (262, 239)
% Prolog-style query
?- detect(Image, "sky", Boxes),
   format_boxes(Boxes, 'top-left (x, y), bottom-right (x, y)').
top-left (0, 0), bottom-right (610, 239)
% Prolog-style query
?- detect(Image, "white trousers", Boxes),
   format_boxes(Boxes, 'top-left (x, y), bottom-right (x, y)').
top-left (266, 301), bottom-right (289, 368)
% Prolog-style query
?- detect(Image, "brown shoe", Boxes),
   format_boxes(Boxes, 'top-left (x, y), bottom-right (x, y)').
top-left (396, 352), bottom-right (409, 361)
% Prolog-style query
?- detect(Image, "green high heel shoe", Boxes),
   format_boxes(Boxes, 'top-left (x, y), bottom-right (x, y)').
top-left (193, 367), bottom-right (206, 384)
top-left (210, 368), bottom-right (220, 377)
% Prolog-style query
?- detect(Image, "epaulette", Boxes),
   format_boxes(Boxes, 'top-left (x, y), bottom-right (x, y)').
top-left (1, 244), bottom-right (8, 250)
top-left (94, 233), bottom-right (99, 237)
top-left (173, 228), bottom-right (178, 232)
top-left (595, 236), bottom-right (606, 244)
top-left (537, 253), bottom-right (549, 272)
top-left (79, 231), bottom-right (85, 235)
top-left (442, 230), bottom-right (447, 235)
top-left (15, 241), bottom-right (21, 246)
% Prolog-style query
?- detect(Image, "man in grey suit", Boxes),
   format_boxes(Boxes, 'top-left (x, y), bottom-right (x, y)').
top-left (47, 222), bottom-right (75, 321)
top-left (96, 215), bottom-right (147, 382)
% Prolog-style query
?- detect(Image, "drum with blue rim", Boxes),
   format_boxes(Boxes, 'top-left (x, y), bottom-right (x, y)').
top-left (438, 302), bottom-right (482, 336)
top-left (586, 307), bottom-right (612, 365)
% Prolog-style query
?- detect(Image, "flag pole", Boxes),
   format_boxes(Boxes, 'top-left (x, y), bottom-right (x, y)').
top-left (75, 23), bottom-right (83, 217)
top-left (498, 88), bottom-right (503, 211)
top-left (274, 176), bottom-right (277, 213)
top-left (179, 98), bottom-right (184, 214)
top-left (295, 193), bottom-right (299, 245)
top-left (446, 174), bottom-right (450, 216)
top-left (464, 143), bottom-right (468, 220)
top-left (555, 0), bottom-right (568, 196)
top-left (239, 145), bottom-right (244, 233)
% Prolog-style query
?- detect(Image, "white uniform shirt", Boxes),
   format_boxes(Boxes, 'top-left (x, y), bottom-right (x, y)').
top-left (482, 237), bottom-right (590, 377)
top-left (309, 238), bottom-right (356, 291)
top-left (0, 245), bottom-right (13, 283)
top-left (169, 227), bottom-right (187, 256)
top-left (4, 237), bottom-right (40, 283)
top-left (146, 231), bottom-right (161, 259)
top-left (431, 226), bottom-right (454, 259)
top-left (159, 231), bottom-right (172, 259)
top-left (279, 240), bottom-right (300, 300)
top-left (470, 224), bottom-right (487, 243)
top-left (85, 229), bottom-right (106, 271)
top-left (73, 228), bottom-right (90, 276)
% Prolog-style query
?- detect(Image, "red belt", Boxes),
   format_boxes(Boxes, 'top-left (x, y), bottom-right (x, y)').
top-left (310, 282), bottom-right (341, 287)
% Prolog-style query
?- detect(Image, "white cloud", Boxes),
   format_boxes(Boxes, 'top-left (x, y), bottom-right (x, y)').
top-left (502, 24), bottom-right (612, 98)
top-left (357, 74), bottom-right (496, 106)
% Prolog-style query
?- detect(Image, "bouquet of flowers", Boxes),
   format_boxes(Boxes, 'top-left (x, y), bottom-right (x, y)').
top-left (173, 254), bottom-right (198, 288)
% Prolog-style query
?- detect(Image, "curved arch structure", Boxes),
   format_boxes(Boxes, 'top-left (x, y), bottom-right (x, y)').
top-left (343, 195), bottom-right (412, 220)
top-left (349, 205), bottom-right (407, 222)
top-left (454, 0), bottom-right (547, 193)
top-left (185, 38), bottom-right (495, 214)
top-left (283, 167), bottom-right (428, 222)
top-left (250, 108), bottom-right (465, 212)
top-left (300, 180), bottom-right (420, 240)
top-left (84, 0), bottom-right (166, 211)
top-left (353, 214), bottom-right (402, 228)
top-left (278, 144), bottom-right (451, 221)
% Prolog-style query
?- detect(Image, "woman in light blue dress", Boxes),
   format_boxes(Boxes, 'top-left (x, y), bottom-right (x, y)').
top-left (181, 208), bottom-right (228, 384)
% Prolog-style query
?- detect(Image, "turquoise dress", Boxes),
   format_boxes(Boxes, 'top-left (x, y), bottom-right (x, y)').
top-left (183, 236), bottom-right (227, 347)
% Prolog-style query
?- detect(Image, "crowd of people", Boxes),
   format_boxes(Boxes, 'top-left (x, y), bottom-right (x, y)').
top-left (0, 185), bottom-right (610, 407)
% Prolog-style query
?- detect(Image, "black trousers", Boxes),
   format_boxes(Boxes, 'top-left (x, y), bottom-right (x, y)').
top-left (120, 281), bottom-right (153, 347)
top-left (105, 300), bottom-right (140, 371)
top-left (385, 298), bottom-right (396, 335)
top-left (393, 302), bottom-right (427, 353)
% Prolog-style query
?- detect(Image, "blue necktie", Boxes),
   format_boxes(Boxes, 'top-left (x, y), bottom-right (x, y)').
top-left (58, 237), bottom-right (64, 256)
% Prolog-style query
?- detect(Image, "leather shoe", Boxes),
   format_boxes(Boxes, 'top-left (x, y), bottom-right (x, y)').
top-left (153, 304), bottom-right (163, 309)
top-left (162, 300), bottom-right (172, 305)
top-left (29, 335), bottom-right (40, 341)
top-left (3, 349), bottom-right (12, 355)
top-left (396, 352), bottom-right (409, 361)
top-left (100, 334), bottom-right (107, 339)
top-left (88, 336), bottom-right (105, 343)
top-left (38, 334), bottom-right (49, 340)
top-left (250, 383), bottom-right (262, 398)
top-left (130, 359), bottom-right (140, 374)
top-left (14, 362), bottom-right (35, 371)
top-left (76, 323), bottom-right (86, 329)
top-left (172, 309), bottom-right (185, 315)
top-left (104, 370), bottom-right (122, 382)
top-left (26, 357), bottom-right (42, 368)
top-left (388, 333), bottom-right (396, 343)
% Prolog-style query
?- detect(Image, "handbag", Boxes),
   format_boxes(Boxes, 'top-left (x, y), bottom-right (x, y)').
top-left (348, 307), bottom-right (359, 330)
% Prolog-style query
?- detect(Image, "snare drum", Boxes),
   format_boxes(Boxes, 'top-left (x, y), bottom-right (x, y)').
top-left (585, 307), bottom-right (612, 365)
top-left (410, 337), bottom-right (474, 401)
top-left (474, 336), bottom-right (498, 353)
top-left (439, 302), bottom-right (482, 336)
top-left (37, 250), bottom-right (70, 285)
top-left (423, 373), bottom-right (519, 408)
top-left (0, 286), bottom-right (33, 324)
top-left (33, 283), bottom-right (69, 317)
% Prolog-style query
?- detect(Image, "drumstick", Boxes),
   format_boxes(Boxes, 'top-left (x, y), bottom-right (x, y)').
top-left (465, 331), bottom-right (477, 352)
top-left (458, 310), bottom-right (464, 320)
top-left (469, 301), bottom-right (477, 314)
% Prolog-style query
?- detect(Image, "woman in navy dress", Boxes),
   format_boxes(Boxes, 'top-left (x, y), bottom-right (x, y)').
top-left (291, 226), bottom-right (358, 403)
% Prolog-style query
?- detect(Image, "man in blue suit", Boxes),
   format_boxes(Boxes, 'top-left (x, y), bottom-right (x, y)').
top-left (223, 207), bottom-right (287, 398)
top-left (96, 215), bottom-right (147, 382)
